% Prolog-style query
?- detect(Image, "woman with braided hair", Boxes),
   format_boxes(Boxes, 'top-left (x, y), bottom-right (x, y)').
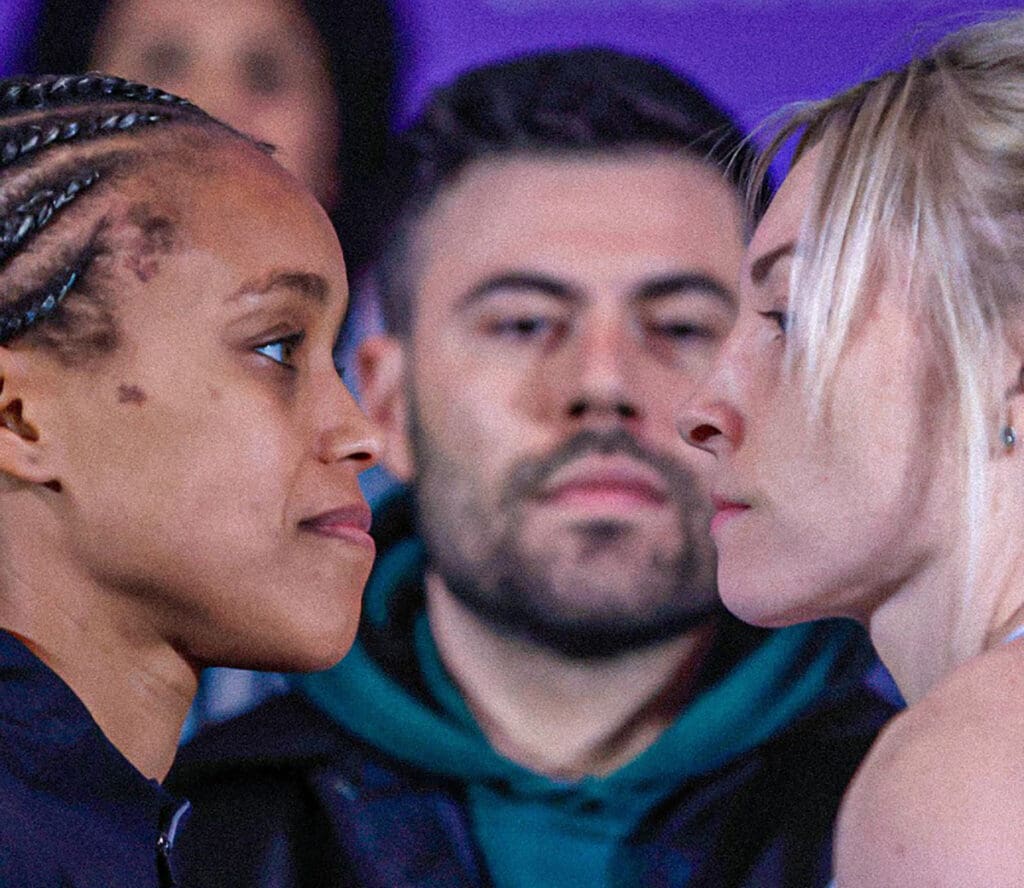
top-left (0, 72), bottom-right (379, 887)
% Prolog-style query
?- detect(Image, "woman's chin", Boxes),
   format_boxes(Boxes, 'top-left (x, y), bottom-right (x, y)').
top-left (262, 617), bottom-right (362, 674)
top-left (719, 573), bottom-right (831, 629)
top-left (191, 609), bottom-right (362, 675)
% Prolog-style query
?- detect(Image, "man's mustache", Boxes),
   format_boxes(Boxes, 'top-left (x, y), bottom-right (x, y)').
top-left (500, 428), bottom-right (697, 507)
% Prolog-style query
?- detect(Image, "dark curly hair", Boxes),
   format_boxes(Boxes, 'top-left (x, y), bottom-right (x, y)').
top-left (374, 47), bottom-right (766, 336)
top-left (28, 0), bottom-right (398, 277)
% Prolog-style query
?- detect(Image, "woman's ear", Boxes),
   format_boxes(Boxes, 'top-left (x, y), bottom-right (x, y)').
top-left (0, 348), bottom-right (57, 487)
top-left (357, 334), bottom-right (415, 481)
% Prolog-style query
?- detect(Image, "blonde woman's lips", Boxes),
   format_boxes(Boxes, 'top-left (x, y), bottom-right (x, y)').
top-left (709, 495), bottom-right (750, 535)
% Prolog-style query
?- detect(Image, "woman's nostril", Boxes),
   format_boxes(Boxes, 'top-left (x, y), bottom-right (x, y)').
top-left (689, 423), bottom-right (720, 445)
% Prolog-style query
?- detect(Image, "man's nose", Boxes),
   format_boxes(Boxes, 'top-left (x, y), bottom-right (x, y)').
top-left (562, 316), bottom-right (640, 425)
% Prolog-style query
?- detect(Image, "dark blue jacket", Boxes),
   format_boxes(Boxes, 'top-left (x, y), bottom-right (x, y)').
top-left (168, 494), bottom-right (898, 888)
top-left (170, 683), bottom-right (893, 888)
top-left (0, 631), bottom-right (190, 888)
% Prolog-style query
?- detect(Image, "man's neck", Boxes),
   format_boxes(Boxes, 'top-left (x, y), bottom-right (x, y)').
top-left (425, 573), bottom-right (719, 780)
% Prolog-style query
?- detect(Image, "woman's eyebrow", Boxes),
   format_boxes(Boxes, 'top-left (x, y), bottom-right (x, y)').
top-left (749, 242), bottom-right (795, 285)
top-left (228, 270), bottom-right (330, 304)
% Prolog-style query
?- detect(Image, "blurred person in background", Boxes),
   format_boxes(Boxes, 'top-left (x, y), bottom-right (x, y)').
top-left (169, 49), bottom-right (898, 888)
top-left (29, 0), bottom-right (397, 278)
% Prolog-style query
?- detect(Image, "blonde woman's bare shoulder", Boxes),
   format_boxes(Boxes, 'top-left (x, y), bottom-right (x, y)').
top-left (834, 643), bottom-right (1024, 888)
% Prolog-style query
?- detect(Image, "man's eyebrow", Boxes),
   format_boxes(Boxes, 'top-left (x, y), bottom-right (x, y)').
top-left (229, 270), bottom-right (330, 304)
top-left (635, 273), bottom-right (735, 306)
top-left (749, 242), bottom-right (795, 286)
top-left (456, 271), bottom-right (581, 309)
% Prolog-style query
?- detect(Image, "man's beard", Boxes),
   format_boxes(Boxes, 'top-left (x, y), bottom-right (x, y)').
top-left (409, 403), bottom-right (721, 660)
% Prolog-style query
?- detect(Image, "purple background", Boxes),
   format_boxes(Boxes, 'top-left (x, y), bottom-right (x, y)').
top-left (2, 0), bottom-right (1019, 134)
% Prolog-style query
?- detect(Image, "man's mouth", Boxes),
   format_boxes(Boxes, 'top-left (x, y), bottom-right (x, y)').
top-left (538, 456), bottom-right (669, 512)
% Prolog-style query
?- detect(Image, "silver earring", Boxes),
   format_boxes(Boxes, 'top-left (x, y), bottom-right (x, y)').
top-left (1002, 425), bottom-right (1017, 450)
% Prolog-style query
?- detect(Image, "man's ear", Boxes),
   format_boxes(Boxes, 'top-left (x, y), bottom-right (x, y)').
top-left (0, 348), bottom-right (55, 487)
top-left (357, 334), bottom-right (415, 481)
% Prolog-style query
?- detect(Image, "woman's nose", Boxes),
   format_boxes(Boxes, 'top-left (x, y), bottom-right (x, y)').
top-left (678, 387), bottom-right (744, 457)
top-left (316, 378), bottom-right (382, 470)
top-left (677, 325), bottom-right (753, 457)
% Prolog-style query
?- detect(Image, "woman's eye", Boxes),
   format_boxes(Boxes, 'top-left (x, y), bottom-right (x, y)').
top-left (758, 310), bottom-right (792, 333)
top-left (254, 332), bottom-right (303, 368)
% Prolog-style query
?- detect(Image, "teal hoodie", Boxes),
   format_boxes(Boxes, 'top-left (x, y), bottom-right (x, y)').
top-left (300, 493), bottom-right (880, 888)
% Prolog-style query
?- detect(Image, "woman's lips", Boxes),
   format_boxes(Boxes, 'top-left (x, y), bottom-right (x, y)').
top-left (710, 496), bottom-right (750, 534)
top-left (299, 503), bottom-right (375, 550)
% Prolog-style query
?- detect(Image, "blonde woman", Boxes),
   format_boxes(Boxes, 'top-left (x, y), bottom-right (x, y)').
top-left (0, 73), bottom-right (379, 886)
top-left (682, 13), bottom-right (1024, 888)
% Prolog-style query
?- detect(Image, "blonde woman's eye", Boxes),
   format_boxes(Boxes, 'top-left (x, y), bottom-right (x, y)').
top-left (758, 310), bottom-right (791, 333)
top-left (254, 332), bottom-right (304, 368)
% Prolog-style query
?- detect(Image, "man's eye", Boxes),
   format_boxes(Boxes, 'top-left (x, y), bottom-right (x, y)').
top-left (139, 41), bottom-right (189, 81)
top-left (243, 49), bottom-right (286, 96)
top-left (650, 321), bottom-right (713, 341)
top-left (488, 316), bottom-right (557, 340)
top-left (254, 332), bottom-right (304, 367)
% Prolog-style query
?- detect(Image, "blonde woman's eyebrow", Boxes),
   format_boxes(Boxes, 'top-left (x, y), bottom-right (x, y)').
top-left (749, 242), bottom-right (795, 286)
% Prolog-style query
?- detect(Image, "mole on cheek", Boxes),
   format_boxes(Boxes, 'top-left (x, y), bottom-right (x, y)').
top-left (117, 384), bottom-right (148, 405)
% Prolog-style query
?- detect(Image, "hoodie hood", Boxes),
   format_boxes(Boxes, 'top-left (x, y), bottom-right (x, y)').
top-left (300, 491), bottom-right (877, 795)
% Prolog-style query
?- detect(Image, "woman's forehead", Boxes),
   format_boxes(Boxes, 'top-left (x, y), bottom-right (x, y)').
top-left (124, 156), bottom-right (344, 307)
top-left (120, 137), bottom-right (333, 250)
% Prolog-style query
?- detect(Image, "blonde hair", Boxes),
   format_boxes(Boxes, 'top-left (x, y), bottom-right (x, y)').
top-left (752, 11), bottom-right (1024, 596)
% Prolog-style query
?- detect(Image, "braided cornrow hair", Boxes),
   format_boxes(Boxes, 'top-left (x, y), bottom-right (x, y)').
top-left (0, 72), bottom-right (252, 355)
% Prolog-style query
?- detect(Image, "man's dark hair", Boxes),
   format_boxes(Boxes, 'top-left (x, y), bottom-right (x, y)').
top-left (374, 47), bottom-right (765, 336)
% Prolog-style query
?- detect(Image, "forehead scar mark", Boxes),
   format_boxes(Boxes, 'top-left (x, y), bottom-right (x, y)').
top-left (124, 204), bottom-right (179, 283)
top-left (117, 384), bottom-right (147, 405)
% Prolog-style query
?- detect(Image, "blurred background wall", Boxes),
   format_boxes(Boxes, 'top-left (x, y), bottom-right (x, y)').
top-left (3, 0), bottom-right (1016, 135)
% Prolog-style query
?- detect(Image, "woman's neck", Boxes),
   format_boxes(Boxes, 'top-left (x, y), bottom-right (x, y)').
top-left (32, 626), bottom-right (198, 780)
top-left (868, 525), bottom-right (1024, 705)
top-left (0, 557), bottom-right (198, 781)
